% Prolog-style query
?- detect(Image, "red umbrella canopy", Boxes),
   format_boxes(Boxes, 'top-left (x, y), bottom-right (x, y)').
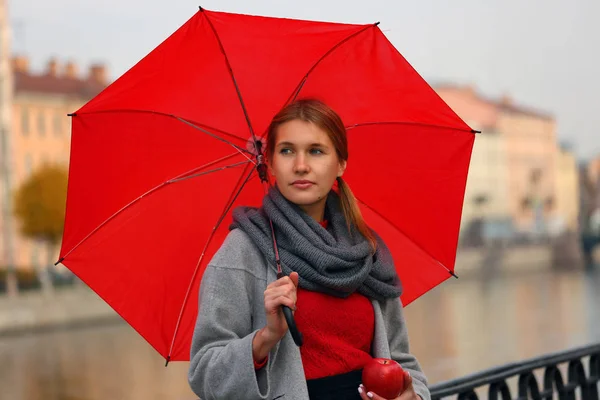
top-left (59, 8), bottom-right (474, 362)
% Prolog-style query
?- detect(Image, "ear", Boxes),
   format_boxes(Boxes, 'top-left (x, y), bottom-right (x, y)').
top-left (337, 160), bottom-right (347, 177)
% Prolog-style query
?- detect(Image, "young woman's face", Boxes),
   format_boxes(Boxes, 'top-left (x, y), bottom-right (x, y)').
top-left (270, 119), bottom-right (346, 221)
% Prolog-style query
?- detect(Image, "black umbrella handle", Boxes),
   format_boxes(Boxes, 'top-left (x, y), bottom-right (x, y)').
top-left (281, 305), bottom-right (303, 346)
top-left (276, 271), bottom-right (303, 347)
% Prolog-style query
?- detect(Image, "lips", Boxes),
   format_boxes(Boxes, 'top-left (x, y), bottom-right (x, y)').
top-left (291, 180), bottom-right (315, 189)
top-left (292, 180), bottom-right (314, 185)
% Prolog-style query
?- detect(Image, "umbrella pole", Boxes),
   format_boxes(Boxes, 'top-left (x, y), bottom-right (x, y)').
top-left (269, 218), bottom-right (304, 347)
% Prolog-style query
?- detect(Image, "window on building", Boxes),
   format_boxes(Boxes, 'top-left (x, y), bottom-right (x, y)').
top-left (31, 243), bottom-right (40, 268)
top-left (21, 108), bottom-right (29, 135)
top-left (24, 153), bottom-right (32, 176)
top-left (38, 112), bottom-right (46, 136)
top-left (54, 113), bottom-right (62, 136)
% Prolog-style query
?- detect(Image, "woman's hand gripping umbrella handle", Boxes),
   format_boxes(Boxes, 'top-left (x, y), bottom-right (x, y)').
top-left (277, 271), bottom-right (304, 346)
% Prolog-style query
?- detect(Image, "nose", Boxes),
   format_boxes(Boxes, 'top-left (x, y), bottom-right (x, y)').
top-left (293, 153), bottom-right (309, 174)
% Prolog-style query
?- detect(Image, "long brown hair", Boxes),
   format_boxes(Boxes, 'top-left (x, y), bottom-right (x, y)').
top-left (266, 99), bottom-right (377, 252)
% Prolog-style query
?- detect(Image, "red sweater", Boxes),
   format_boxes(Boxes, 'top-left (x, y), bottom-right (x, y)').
top-left (295, 287), bottom-right (375, 379)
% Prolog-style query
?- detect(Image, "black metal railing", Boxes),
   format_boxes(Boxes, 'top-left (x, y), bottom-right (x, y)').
top-left (430, 343), bottom-right (600, 400)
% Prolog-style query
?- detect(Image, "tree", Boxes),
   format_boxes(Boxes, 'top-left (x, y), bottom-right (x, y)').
top-left (13, 164), bottom-right (69, 295)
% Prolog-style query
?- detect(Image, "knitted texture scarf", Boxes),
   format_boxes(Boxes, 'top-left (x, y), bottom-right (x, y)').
top-left (230, 186), bottom-right (402, 301)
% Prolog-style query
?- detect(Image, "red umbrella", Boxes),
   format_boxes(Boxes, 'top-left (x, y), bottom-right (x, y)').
top-left (58, 8), bottom-right (475, 363)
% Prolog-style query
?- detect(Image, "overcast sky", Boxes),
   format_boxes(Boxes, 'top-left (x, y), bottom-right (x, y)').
top-left (9, 0), bottom-right (600, 160)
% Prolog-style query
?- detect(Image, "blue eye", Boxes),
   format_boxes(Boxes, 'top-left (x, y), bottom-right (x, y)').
top-left (280, 148), bottom-right (292, 155)
top-left (310, 148), bottom-right (323, 155)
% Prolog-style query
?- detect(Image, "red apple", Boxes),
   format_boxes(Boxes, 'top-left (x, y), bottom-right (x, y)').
top-left (362, 358), bottom-right (405, 399)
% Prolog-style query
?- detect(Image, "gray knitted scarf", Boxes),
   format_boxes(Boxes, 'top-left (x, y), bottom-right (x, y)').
top-left (230, 186), bottom-right (402, 301)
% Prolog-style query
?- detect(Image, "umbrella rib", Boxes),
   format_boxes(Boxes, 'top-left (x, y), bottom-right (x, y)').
top-left (73, 109), bottom-right (253, 156)
top-left (203, 12), bottom-right (257, 142)
top-left (354, 195), bottom-right (458, 278)
top-left (167, 160), bottom-right (253, 184)
top-left (346, 121), bottom-right (477, 134)
top-left (286, 22), bottom-right (379, 104)
top-left (174, 116), bottom-right (254, 161)
top-left (166, 161), bottom-right (257, 364)
top-left (57, 154), bottom-right (251, 264)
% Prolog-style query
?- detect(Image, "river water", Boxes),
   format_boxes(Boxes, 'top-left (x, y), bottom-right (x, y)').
top-left (2, 266), bottom-right (599, 399)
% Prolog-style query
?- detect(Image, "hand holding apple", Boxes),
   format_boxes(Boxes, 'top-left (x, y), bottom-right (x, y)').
top-left (359, 358), bottom-right (421, 400)
top-left (361, 358), bottom-right (406, 399)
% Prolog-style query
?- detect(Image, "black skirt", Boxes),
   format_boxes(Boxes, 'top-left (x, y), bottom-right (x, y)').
top-left (306, 369), bottom-right (363, 400)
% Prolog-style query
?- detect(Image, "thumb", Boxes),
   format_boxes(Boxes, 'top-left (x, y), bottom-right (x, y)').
top-left (290, 272), bottom-right (299, 287)
top-left (403, 370), bottom-right (413, 392)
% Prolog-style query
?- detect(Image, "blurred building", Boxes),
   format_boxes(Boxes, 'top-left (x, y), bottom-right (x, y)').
top-left (588, 157), bottom-right (600, 190)
top-left (581, 155), bottom-right (600, 234)
top-left (435, 84), bottom-right (578, 242)
top-left (551, 145), bottom-right (580, 234)
top-left (0, 56), bottom-right (107, 269)
top-left (458, 127), bottom-right (511, 245)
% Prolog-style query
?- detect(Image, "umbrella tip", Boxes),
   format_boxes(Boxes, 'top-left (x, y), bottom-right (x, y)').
top-left (374, 21), bottom-right (380, 26)
top-left (450, 270), bottom-right (459, 279)
top-left (165, 355), bottom-right (171, 367)
top-left (199, 5), bottom-right (204, 11)
top-left (67, 113), bottom-right (76, 117)
top-left (471, 129), bottom-right (481, 134)
top-left (54, 257), bottom-right (65, 266)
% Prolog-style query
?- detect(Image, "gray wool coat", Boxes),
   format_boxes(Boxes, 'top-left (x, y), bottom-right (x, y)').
top-left (188, 229), bottom-right (430, 400)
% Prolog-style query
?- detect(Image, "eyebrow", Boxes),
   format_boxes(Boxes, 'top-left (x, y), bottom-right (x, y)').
top-left (276, 141), bottom-right (328, 148)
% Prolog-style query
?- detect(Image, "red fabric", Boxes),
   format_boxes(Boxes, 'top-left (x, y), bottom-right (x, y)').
top-left (59, 9), bottom-right (474, 362)
top-left (296, 288), bottom-right (374, 379)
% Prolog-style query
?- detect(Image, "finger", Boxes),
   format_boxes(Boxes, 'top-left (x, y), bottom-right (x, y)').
top-left (290, 271), bottom-right (299, 287)
top-left (364, 390), bottom-right (387, 399)
top-left (403, 370), bottom-right (413, 392)
top-left (265, 292), bottom-right (297, 308)
top-left (358, 384), bottom-right (370, 400)
top-left (265, 295), bottom-right (297, 312)
top-left (398, 387), bottom-right (415, 400)
top-left (264, 285), bottom-right (298, 303)
top-left (268, 276), bottom-right (294, 288)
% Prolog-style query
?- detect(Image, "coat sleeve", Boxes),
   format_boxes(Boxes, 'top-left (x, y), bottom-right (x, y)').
top-left (188, 264), bottom-right (272, 400)
top-left (381, 297), bottom-right (431, 400)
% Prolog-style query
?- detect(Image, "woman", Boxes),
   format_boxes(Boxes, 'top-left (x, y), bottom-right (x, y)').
top-left (188, 99), bottom-right (430, 400)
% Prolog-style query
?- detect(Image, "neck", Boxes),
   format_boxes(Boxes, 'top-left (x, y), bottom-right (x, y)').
top-left (299, 200), bottom-right (326, 223)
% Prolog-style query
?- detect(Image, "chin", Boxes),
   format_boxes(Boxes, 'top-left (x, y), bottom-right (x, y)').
top-left (280, 188), bottom-right (323, 207)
